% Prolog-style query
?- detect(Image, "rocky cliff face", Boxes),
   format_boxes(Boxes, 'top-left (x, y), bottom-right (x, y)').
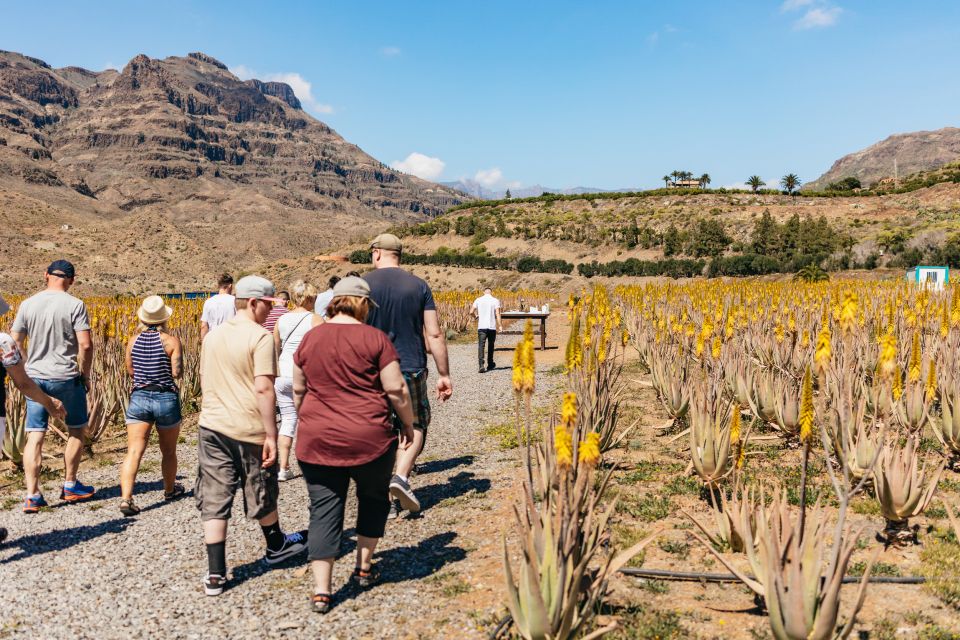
top-left (0, 50), bottom-right (465, 293)
top-left (806, 127), bottom-right (960, 190)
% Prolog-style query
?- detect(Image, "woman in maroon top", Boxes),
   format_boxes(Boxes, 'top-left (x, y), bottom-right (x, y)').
top-left (293, 277), bottom-right (414, 614)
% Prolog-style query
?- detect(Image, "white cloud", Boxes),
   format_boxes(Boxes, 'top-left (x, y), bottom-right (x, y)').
top-left (391, 152), bottom-right (446, 180)
top-left (229, 65), bottom-right (334, 114)
top-left (794, 6), bottom-right (841, 28)
top-left (380, 46), bottom-right (402, 57)
top-left (474, 167), bottom-right (503, 187)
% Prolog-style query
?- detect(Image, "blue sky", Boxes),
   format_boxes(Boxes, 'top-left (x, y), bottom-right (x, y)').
top-left (3, 1), bottom-right (960, 190)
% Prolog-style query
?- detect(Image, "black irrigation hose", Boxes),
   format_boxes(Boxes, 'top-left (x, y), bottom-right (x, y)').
top-left (488, 569), bottom-right (926, 637)
top-left (619, 567), bottom-right (926, 584)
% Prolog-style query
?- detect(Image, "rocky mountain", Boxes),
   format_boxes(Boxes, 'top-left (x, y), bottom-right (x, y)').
top-left (806, 126), bottom-right (960, 190)
top-left (0, 50), bottom-right (465, 293)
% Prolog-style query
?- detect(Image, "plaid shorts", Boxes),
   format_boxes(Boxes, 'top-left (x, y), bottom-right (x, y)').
top-left (393, 369), bottom-right (431, 432)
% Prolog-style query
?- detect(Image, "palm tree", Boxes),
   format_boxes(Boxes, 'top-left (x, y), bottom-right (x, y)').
top-left (747, 175), bottom-right (766, 193)
top-left (670, 170), bottom-right (681, 186)
top-left (793, 264), bottom-right (829, 283)
top-left (662, 175), bottom-right (673, 188)
top-left (781, 173), bottom-right (801, 195)
top-left (681, 171), bottom-right (694, 182)
top-left (698, 173), bottom-right (711, 190)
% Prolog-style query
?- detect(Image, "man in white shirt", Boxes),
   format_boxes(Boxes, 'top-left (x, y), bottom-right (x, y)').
top-left (200, 273), bottom-right (236, 340)
top-left (471, 288), bottom-right (502, 373)
top-left (314, 275), bottom-right (340, 319)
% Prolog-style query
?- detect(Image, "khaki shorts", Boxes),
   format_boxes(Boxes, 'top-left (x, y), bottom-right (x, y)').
top-left (195, 427), bottom-right (279, 521)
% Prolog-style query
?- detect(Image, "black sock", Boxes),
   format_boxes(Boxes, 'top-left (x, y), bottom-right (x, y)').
top-left (206, 542), bottom-right (226, 576)
top-left (261, 522), bottom-right (285, 551)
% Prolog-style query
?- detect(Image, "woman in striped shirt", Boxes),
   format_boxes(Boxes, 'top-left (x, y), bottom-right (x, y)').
top-left (119, 295), bottom-right (184, 517)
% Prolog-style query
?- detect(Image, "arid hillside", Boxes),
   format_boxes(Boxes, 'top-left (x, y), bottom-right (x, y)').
top-left (0, 50), bottom-right (464, 294)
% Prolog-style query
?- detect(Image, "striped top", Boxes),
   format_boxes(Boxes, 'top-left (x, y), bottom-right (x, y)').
top-left (131, 329), bottom-right (177, 392)
top-left (262, 305), bottom-right (289, 333)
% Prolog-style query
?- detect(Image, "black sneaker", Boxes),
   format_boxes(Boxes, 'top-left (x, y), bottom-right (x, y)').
top-left (387, 499), bottom-right (402, 520)
top-left (204, 573), bottom-right (226, 596)
top-left (478, 366), bottom-right (486, 373)
top-left (0, 527), bottom-right (8, 545)
top-left (265, 531), bottom-right (308, 565)
top-left (487, 362), bottom-right (496, 371)
top-left (389, 475), bottom-right (421, 513)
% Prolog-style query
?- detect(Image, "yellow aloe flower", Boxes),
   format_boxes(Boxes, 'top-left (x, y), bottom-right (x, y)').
top-left (578, 432), bottom-right (601, 467)
top-left (799, 367), bottom-right (814, 444)
top-left (555, 425), bottom-right (573, 468)
top-left (561, 392), bottom-right (578, 429)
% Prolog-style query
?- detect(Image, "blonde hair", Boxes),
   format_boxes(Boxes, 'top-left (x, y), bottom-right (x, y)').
top-left (289, 279), bottom-right (318, 307)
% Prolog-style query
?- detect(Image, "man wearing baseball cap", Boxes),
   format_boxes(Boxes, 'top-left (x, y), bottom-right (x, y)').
top-left (195, 275), bottom-right (307, 596)
top-left (11, 259), bottom-right (96, 511)
top-left (364, 233), bottom-right (453, 519)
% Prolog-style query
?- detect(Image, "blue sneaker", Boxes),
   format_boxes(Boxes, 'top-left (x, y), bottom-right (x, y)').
top-left (60, 480), bottom-right (95, 503)
top-left (23, 494), bottom-right (48, 513)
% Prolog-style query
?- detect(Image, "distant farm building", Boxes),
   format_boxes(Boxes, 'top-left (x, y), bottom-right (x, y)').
top-left (672, 179), bottom-right (701, 188)
top-left (905, 265), bottom-right (949, 291)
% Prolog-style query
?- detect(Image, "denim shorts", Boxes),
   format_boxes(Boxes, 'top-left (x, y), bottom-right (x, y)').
top-left (26, 376), bottom-right (89, 431)
top-left (125, 389), bottom-right (182, 429)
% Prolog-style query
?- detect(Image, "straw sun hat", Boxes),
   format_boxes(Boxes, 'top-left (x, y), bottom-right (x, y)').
top-left (138, 295), bottom-right (172, 325)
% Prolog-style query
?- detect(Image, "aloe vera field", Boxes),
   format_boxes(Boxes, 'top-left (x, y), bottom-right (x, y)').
top-left (497, 280), bottom-right (960, 640)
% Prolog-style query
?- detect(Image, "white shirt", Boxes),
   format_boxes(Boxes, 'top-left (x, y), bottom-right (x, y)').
top-left (472, 293), bottom-right (501, 331)
top-left (201, 293), bottom-right (236, 333)
top-left (315, 289), bottom-right (336, 318)
top-left (276, 311), bottom-right (315, 378)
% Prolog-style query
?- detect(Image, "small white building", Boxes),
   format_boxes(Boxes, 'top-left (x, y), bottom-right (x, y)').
top-left (905, 265), bottom-right (949, 291)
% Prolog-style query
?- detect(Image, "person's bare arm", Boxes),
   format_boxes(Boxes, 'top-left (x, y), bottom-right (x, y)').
top-left (76, 329), bottom-right (92, 380)
top-left (7, 360), bottom-right (65, 420)
top-left (293, 364), bottom-right (307, 413)
top-left (166, 334), bottom-right (183, 379)
top-left (423, 309), bottom-right (452, 401)
top-left (12, 331), bottom-right (26, 357)
top-left (273, 325), bottom-right (282, 369)
top-left (200, 322), bottom-right (210, 341)
top-left (380, 360), bottom-right (415, 449)
top-left (470, 301), bottom-right (478, 319)
top-left (255, 374), bottom-right (278, 467)
top-left (496, 307), bottom-right (503, 332)
top-left (125, 334), bottom-right (136, 377)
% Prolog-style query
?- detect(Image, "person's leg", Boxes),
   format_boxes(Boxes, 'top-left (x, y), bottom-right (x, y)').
top-left (394, 429), bottom-right (424, 479)
top-left (487, 329), bottom-right (497, 369)
top-left (301, 461), bottom-right (349, 596)
top-left (477, 330), bottom-right (486, 371)
top-left (62, 377), bottom-right (91, 487)
top-left (196, 427), bottom-right (240, 580)
top-left (63, 428), bottom-right (85, 482)
top-left (23, 431), bottom-right (45, 497)
top-left (119, 422), bottom-right (151, 501)
top-left (275, 378), bottom-right (297, 474)
top-left (156, 425), bottom-right (181, 494)
top-left (353, 448), bottom-right (395, 573)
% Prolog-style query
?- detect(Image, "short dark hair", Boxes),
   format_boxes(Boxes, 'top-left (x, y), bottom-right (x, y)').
top-left (328, 275), bottom-right (341, 289)
top-left (278, 291), bottom-right (290, 301)
top-left (217, 273), bottom-right (234, 288)
top-left (345, 271), bottom-right (361, 278)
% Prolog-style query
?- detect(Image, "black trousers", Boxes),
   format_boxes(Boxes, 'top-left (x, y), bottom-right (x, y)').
top-left (478, 329), bottom-right (497, 368)
top-left (300, 446), bottom-right (397, 560)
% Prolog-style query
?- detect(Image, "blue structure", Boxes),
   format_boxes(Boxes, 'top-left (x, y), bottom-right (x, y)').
top-left (161, 291), bottom-right (213, 300)
top-left (905, 265), bottom-right (949, 290)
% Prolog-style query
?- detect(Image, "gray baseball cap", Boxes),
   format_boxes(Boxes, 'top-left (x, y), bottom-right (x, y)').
top-left (332, 276), bottom-right (378, 307)
top-left (235, 275), bottom-right (283, 302)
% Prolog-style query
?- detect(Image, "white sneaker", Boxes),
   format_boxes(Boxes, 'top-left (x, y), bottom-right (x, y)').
top-left (278, 468), bottom-right (291, 482)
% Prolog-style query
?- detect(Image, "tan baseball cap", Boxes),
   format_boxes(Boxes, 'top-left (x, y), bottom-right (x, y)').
top-left (332, 276), bottom-right (379, 307)
top-left (370, 233), bottom-right (402, 252)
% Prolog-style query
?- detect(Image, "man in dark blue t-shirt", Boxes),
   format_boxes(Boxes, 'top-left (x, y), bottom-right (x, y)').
top-left (364, 233), bottom-right (452, 518)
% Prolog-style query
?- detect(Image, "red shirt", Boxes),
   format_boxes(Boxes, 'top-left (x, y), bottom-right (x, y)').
top-left (293, 323), bottom-right (399, 466)
top-left (262, 305), bottom-right (288, 332)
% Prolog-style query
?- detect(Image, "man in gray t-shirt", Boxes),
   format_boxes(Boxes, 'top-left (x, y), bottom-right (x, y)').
top-left (11, 260), bottom-right (96, 509)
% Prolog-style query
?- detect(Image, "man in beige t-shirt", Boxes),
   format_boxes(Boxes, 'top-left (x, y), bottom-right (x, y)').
top-left (195, 275), bottom-right (307, 596)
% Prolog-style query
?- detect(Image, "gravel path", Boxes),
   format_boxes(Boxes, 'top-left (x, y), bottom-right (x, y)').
top-left (0, 339), bottom-right (559, 639)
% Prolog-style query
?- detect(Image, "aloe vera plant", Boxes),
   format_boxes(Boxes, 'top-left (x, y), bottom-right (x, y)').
top-left (933, 379), bottom-right (960, 463)
top-left (873, 435), bottom-right (945, 541)
top-left (684, 483), bottom-right (757, 553)
top-left (689, 384), bottom-right (734, 487)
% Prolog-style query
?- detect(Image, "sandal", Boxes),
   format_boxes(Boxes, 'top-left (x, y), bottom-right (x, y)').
top-left (164, 483), bottom-right (186, 501)
top-left (311, 593), bottom-right (332, 614)
top-left (119, 499), bottom-right (141, 517)
top-left (351, 565), bottom-right (381, 588)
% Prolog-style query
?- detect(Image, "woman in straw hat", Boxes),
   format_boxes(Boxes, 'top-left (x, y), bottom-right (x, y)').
top-left (118, 295), bottom-right (184, 516)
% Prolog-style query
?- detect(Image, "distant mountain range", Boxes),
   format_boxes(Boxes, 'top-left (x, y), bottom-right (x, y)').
top-left (0, 50), bottom-right (463, 292)
top-left (441, 180), bottom-right (619, 200)
top-left (806, 126), bottom-right (960, 190)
